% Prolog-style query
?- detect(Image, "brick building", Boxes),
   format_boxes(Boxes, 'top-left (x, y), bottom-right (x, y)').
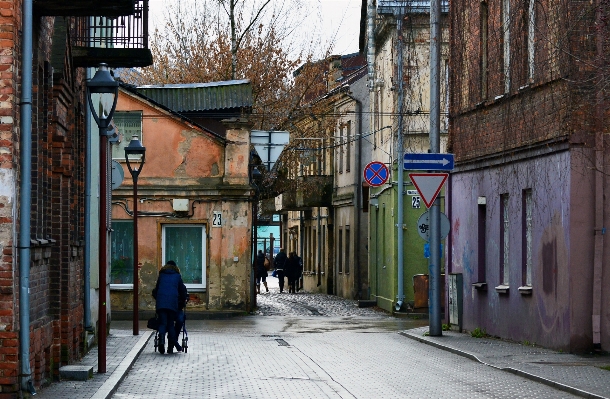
top-left (0, 1), bottom-right (151, 396)
top-left (448, 0), bottom-right (610, 351)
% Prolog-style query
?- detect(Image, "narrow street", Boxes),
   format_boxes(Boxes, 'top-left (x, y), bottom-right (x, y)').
top-left (105, 276), bottom-right (583, 399)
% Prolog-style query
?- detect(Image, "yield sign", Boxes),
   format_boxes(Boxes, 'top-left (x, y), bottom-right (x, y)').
top-left (409, 173), bottom-right (448, 208)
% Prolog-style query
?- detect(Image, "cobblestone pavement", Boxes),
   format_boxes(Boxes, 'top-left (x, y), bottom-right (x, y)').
top-left (33, 277), bottom-right (610, 399)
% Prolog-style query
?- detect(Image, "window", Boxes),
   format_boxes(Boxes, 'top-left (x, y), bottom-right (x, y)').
top-left (338, 125), bottom-right (344, 173)
top-left (112, 111), bottom-right (143, 160)
top-left (111, 220), bottom-right (134, 285)
top-left (480, 1), bottom-right (489, 99)
top-left (346, 121), bottom-right (351, 172)
top-left (522, 189), bottom-right (532, 286)
top-left (338, 228), bottom-right (343, 273)
top-left (527, 0), bottom-right (535, 82)
top-left (502, 0), bottom-right (511, 93)
top-left (477, 202), bottom-right (486, 283)
top-left (500, 194), bottom-right (509, 285)
top-left (162, 224), bottom-right (206, 288)
top-left (345, 226), bottom-right (350, 274)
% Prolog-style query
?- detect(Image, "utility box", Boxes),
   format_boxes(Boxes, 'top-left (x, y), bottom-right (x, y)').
top-left (448, 273), bottom-right (463, 332)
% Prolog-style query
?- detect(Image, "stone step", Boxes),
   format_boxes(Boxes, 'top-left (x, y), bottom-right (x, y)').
top-left (59, 365), bottom-right (93, 381)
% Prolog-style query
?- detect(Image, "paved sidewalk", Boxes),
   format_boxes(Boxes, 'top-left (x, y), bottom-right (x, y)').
top-left (402, 326), bottom-right (610, 399)
top-left (35, 325), bottom-right (152, 399)
top-left (34, 318), bottom-right (610, 398)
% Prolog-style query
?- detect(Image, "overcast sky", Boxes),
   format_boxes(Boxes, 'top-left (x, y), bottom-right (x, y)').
top-left (147, 0), bottom-right (362, 57)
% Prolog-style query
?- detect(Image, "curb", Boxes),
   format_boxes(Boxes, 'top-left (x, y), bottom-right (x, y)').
top-left (400, 331), bottom-right (607, 399)
top-left (90, 331), bottom-right (153, 399)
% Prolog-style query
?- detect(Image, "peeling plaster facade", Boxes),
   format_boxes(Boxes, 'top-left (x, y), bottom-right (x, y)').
top-left (110, 87), bottom-right (254, 316)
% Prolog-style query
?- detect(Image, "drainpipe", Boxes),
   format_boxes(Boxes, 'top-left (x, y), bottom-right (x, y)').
top-left (367, 0), bottom-right (375, 90)
top-left (592, 0), bottom-right (605, 352)
top-left (84, 69), bottom-right (93, 331)
top-left (395, 12), bottom-right (405, 312)
top-left (346, 93), bottom-right (363, 299)
top-left (18, 0), bottom-right (36, 394)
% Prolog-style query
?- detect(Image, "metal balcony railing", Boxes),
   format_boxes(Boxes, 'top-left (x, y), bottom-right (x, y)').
top-left (74, 0), bottom-right (148, 49)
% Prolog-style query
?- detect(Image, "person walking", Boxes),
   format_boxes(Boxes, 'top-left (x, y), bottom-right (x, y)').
top-left (256, 250), bottom-right (269, 293)
top-left (274, 248), bottom-right (288, 293)
top-left (286, 252), bottom-right (299, 293)
top-left (152, 260), bottom-right (187, 354)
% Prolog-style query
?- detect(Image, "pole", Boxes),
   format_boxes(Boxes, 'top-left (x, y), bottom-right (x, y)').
top-left (132, 173), bottom-right (139, 335)
top-left (429, 0), bottom-right (442, 336)
top-left (395, 12), bottom-right (405, 311)
top-left (98, 126), bottom-right (108, 372)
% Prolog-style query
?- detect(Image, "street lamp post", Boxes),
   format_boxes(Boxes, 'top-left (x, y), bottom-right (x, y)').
top-left (124, 136), bottom-right (146, 336)
top-left (87, 63), bottom-right (119, 374)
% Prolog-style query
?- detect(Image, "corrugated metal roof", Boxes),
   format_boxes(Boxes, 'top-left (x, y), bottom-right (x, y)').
top-left (135, 79), bottom-right (253, 112)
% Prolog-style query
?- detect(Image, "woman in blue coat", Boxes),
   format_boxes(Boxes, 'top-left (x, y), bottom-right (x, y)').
top-left (152, 260), bottom-right (187, 354)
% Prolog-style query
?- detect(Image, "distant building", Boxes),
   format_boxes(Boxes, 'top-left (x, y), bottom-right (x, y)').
top-left (110, 81), bottom-right (255, 314)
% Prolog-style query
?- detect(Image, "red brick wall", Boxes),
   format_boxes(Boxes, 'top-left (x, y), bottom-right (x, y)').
top-left (0, 2), bottom-right (88, 393)
top-left (449, 0), bottom-right (608, 160)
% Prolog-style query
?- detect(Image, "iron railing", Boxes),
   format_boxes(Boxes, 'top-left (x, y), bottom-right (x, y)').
top-left (74, 0), bottom-right (148, 49)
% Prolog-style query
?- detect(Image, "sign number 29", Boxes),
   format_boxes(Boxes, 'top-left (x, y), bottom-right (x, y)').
top-left (212, 211), bottom-right (222, 227)
top-left (412, 196), bottom-right (421, 209)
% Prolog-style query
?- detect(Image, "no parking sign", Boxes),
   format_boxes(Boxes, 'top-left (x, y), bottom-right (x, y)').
top-left (363, 161), bottom-right (389, 187)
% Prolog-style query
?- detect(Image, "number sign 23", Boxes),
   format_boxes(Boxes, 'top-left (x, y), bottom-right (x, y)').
top-left (212, 211), bottom-right (222, 227)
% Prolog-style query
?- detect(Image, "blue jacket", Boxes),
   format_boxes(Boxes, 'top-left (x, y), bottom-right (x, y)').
top-left (153, 265), bottom-right (187, 312)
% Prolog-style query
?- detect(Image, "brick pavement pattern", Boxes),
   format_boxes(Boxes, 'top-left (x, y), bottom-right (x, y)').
top-left (33, 284), bottom-right (610, 399)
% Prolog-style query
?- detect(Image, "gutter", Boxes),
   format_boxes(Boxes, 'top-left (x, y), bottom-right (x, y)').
top-left (18, 0), bottom-right (36, 394)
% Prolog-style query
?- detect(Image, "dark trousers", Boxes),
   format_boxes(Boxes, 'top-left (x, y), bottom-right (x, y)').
top-left (276, 270), bottom-right (285, 292)
top-left (287, 277), bottom-right (296, 293)
top-left (157, 309), bottom-right (177, 347)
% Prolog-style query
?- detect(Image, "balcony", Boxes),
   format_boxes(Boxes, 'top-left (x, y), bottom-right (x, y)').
top-left (72, 0), bottom-right (153, 68)
top-left (296, 175), bottom-right (333, 208)
top-left (34, 0), bottom-right (135, 16)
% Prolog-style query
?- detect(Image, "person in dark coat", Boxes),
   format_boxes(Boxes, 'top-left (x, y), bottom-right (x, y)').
top-left (286, 252), bottom-right (299, 293)
top-left (152, 260), bottom-right (187, 354)
top-left (295, 253), bottom-right (303, 292)
top-left (274, 248), bottom-right (288, 293)
top-left (256, 250), bottom-right (268, 294)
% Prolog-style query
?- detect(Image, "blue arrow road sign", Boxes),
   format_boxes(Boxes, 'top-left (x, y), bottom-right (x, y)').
top-left (404, 153), bottom-right (454, 171)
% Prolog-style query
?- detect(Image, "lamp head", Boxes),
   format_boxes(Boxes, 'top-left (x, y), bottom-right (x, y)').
top-left (124, 135), bottom-right (146, 176)
top-left (87, 63), bottom-right (119, 130)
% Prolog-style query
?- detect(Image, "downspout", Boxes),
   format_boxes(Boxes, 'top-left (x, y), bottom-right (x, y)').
top-left (395, 12), bottom-right (405, 312)
top-left (346, 93), bottom-right (363, 299)
top-left (592, 0), bottom-right (605, 352)
top-left (18, 0), bottom-right (36, 394)
top-left (84, 69), bottom-right (92, 331)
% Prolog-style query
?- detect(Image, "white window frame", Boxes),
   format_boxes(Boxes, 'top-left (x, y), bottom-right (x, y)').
top-left (162, 223), bottom-right (207, 291)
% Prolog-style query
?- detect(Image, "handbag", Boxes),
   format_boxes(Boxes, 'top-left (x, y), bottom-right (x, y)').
top-left (147, 315), bottom-right (159, 330)
top-left (271, 269), bottom-right (277, 278)
top-left (264, 257), bottom-right (270, 271)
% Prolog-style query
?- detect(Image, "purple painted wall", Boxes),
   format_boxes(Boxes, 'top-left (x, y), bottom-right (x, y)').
top-left (449, 149), bottom-right (601, 352)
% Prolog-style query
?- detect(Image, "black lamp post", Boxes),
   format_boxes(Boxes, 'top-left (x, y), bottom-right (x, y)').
top-left (87, 63), bottom-right (119, 374)
top-left (124, 135), bottom-right (146, 336)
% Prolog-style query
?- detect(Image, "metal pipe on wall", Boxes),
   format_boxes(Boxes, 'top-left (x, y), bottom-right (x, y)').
top-left (18, 0), bottom-right (36, 393)
top-left (429, 0), bottom-right (443, 336)
top-left (395, 13), bottom-right (405, 311)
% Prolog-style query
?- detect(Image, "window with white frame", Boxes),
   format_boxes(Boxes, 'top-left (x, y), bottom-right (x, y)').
top-left (523, 189), bottom-right (532, 286)
top-left (501, 194), bottom-right (509, 285)
top-left (162, 224), bottom-right (206, 288)
top-left (502, 0), bottom-right (511, 93)
top-left (346, 121), bottom-right (351, 173)
top-left (527, 0), bottom-right (535, 82)
top-left (112, 111), bottom-right (143, 160)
